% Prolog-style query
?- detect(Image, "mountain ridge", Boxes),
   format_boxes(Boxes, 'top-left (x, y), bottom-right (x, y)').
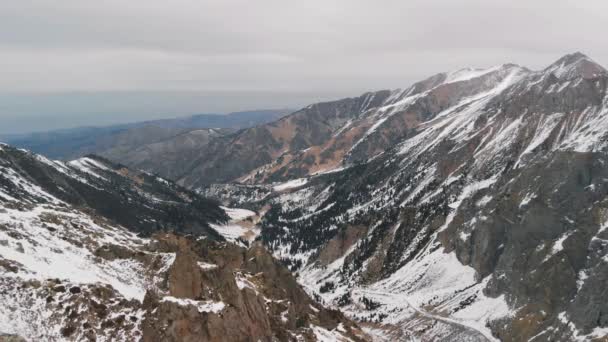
top-left (3, 52), bottom-right (608, 341)
top-left (0, 143), bottom-right (367, 341)
top-left (140, 53), bottom-right (606, 190)
top-left (198, 52), bottom-right (608, 341)
top-left (1, 109), bottom-right (289, 161)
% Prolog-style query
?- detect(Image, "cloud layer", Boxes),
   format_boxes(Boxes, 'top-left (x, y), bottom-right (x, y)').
top-left (2, 0), bottom-right (607, 132)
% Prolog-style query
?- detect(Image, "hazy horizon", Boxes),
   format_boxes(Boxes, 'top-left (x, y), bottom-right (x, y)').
top-left (3, 0), bottom-right (608, 134)
top-left (0, 90), bottom-right (326, 135)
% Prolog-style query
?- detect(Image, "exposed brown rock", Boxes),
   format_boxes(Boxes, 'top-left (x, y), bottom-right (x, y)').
top-left (141, 235), bottom-right (369, 342)
top-left (317, 225), bottom-right (368, 266)
top-left (0, 335), bottom-right (27, 342)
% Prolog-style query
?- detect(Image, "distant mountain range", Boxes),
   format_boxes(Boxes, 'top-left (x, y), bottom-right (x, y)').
top-left (0, 109), bottom-right (289, 160)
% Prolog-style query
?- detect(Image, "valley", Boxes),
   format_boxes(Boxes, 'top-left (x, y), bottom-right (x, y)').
top-left (2, 52), bottom-right (608, 341)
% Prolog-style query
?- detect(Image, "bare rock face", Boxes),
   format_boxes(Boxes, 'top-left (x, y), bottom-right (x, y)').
top-left (0, 231), bottom-right (366, 341)
top-left (140, 235), bottom-right (368, 342)
top-left (167, 249), bottom-right (205, 299)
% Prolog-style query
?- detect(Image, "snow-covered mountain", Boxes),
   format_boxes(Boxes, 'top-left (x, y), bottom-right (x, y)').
top-left (0, 144), bottom-right (365, 341)
top-left (4, 52), bottom-right (608, 341)
top-left (199, 52), bottom-right (608, 341)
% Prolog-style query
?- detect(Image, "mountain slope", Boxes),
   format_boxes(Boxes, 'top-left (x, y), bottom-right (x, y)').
top-left (2, 109), bottom-right (288, 160)
top-left (152, 93), bottom-right (392, 187)
top-left (203, 53), bottom-right (608, 341)
top-left (0, 145), bottom-right (227, 237)
top-left (0, 144), bottom-right (364, 341)
top-left (158, 53), bottom-right (608, 192)
top-left (126, 64), bottom-right (529, 188)
top-left (97, 128), bottom-right (230, 179)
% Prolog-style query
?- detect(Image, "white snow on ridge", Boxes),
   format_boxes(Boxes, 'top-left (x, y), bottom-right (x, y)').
top-left (397, 67), bottom-right (527, 161)
top-left (312, 165), bottom-right (348, 176)
top-left (392, 62), bottom-right (607, 169)
top-left (35, 155), bottom-right (94, 185)
top-left (0, 148), bottom-right (185, 304)
top-left (0, 205), bottom-right (149, 301)
top-left (514, 113), bottom-right (565, 168)
top-left (349, 92), bottom-right (423, 153)
top-left (544, 54), bottom-right (605, 80)
top-left (0, 165), bottom-right (63, 204)
top-left (300, 235), bottom-right (515, 342)
top-left (198, 261), bottom-right (218, 271)
top-left (0, 188), bottom-right (17, 202)
top-left (444, 65), bottom-right (503, 84)
top-left (235, 272), bottom-right (257, 292)
top-left (68, 157), bottom-right (115, 180)
top-left (211, 223), bottom-right (254, 242)
top-left (558, 104), bottom-right (608, 152)
top-left (311, 325), bottom-right (352, 342)
top-left (273, 178), bottom-right (308, 191)
top-left (519, 192), bottom-right (536, 208)
top-left (543, 231), bottom-right (572, 262)
top-left (212, 206), bottom-right (259, 243)
top-left (221, 206), bottom-right (256, 221)
top-left (161, 296), bottom-right (225, 313)
top-left (438, 175), bottom-right (499, 233)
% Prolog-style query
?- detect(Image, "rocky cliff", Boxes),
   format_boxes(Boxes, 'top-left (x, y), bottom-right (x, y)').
top-left (203, 53), bottom-right (608, 341)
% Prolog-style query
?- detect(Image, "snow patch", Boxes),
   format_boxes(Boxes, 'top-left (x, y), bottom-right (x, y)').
top-left (221, 206), bottom-right (256, 221)
top-left (273, 178), bottom-right (308, 191)
top-left (197, 261), bottom-right (218, 271)
top-left (161, 296), bottom-right (225, 313)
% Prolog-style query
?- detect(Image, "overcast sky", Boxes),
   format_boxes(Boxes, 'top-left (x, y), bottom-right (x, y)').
top-left (2, 0), bottom-right (607, 134)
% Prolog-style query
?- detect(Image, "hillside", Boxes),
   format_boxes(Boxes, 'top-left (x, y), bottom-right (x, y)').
top-left (2, 109), bottom-right (287, 160)
top-left (200, 52), bottom-right (608, 341)
top-left (0, 144), bottom-right (364, 341)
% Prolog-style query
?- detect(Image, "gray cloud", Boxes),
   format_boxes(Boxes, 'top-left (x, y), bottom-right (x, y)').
top-left (1, 0), bottom-right (607, 133)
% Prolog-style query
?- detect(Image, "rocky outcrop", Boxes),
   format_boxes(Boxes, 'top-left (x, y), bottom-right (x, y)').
top-left (141, 234), bottom-right (368, 342)
top-left (0, 227), bottom-right (367, 341)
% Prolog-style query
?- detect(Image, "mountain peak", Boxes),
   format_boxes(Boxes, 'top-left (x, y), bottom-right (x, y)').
top-left (443, 63), bottom-right (523, 84)
top-left (544, 51), bottom-right (606, 79)
top-left (555, 51), bottom-right (589, 64)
